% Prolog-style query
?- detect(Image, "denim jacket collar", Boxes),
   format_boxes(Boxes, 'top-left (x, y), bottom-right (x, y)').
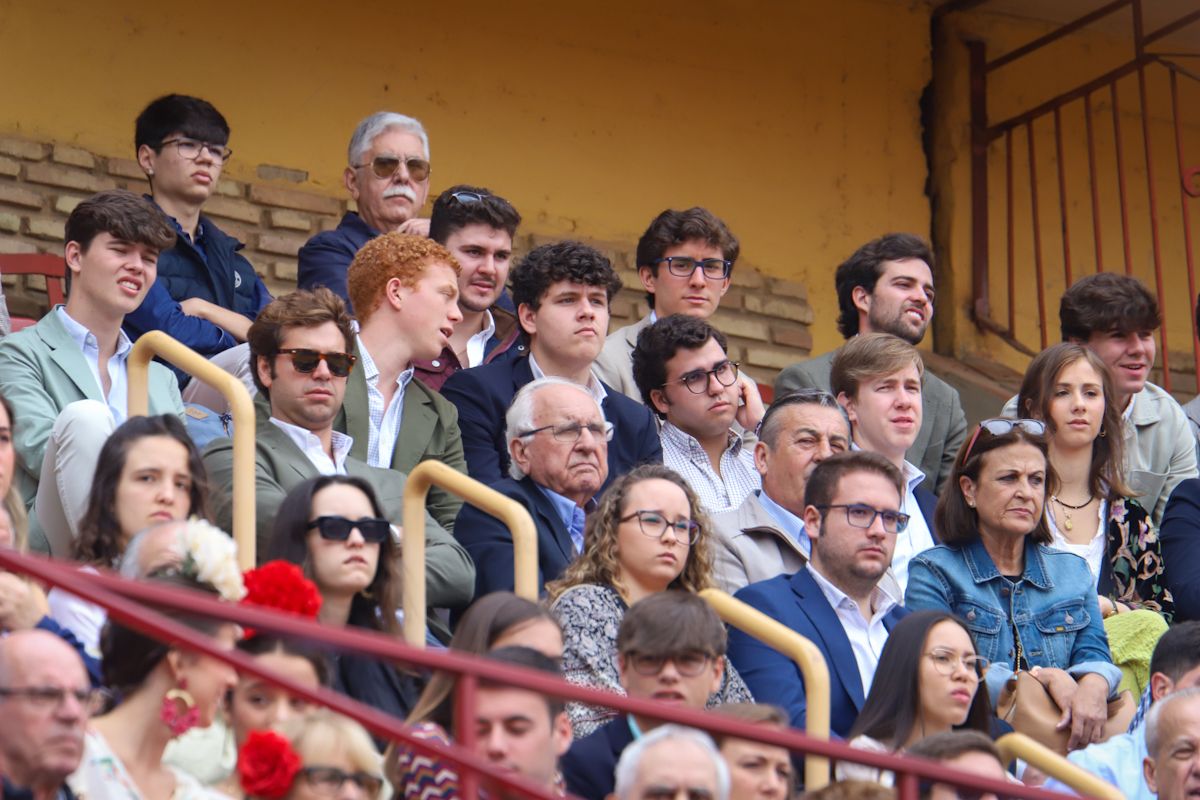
top-left (961, 537), bottom-right (1053, 590)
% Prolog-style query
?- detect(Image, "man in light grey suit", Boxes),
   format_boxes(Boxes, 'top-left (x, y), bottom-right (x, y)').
top-left (711, 390), bottom-right (850, 593)
top-left (594, 207), bottom-right (739, 401)
top-left (0, 190), bottom-right (183, 554)
top-left (202, 289), bottom-right (474, 624)
top-left (774, 233), bottom-right (966, 494)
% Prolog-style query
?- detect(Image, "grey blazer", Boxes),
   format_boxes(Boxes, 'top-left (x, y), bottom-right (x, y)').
top-left (774, 350), bottom-right (967, 494)
top-left (710, 492), bottom-right (808, 595)
top-left (593, 316), bottom-right (653, 404)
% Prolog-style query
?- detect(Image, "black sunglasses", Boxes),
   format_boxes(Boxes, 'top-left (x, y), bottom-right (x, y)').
top-left (278, 348), bottom-right (356, 378)
top-left (306, 515), bottom-right (392, 543)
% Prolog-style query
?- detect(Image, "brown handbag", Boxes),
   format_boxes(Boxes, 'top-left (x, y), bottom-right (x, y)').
top-left (996, 670), bottom-right (1136, 754)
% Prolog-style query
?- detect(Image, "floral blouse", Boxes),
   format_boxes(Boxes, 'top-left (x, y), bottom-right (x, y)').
top-left (551, 583), bottom-right (753, 738)
top-left (69, 729), bottom-right (232, 800)
top-left (1105, 497), bottom-right (1174, 621)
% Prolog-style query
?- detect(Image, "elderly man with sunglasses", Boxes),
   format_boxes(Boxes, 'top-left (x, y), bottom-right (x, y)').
top-left (298, 112), bottom-right (432, 313)
top-left (203, 289), bottom-right (474, 628)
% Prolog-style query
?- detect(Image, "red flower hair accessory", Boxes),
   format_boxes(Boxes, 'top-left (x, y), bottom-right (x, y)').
top-left (240, 560), bottom-right (322, 638)
top-left (238, 729), bottom-right (302, 799)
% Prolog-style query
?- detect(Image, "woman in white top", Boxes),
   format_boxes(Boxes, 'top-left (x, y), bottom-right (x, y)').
top-left (1016, 343), bottom-right (1173, 620)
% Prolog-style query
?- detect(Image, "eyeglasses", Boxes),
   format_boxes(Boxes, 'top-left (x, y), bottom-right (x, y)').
top-left (926, 648), bottom-right (989, 679)
top-left (0, 686), bottom-right (107, 715)
top-left (653, 256), bottom-right (732, 280)
top-left (815, 503), bottom-right (910, 533)
top-left (449, 190), bottom-right (487, 204)
top-left (277, 349), bottom-right (357, 378)
top-left (963, 418), bottom-right (1047, 461)
top-left (626, 652), bottom-right (714, 677)
top-left (518, 420), bottom-right (615, 443)
top-left (620, 510), bottom-right (701, 545)
top-left (159, 138), bottom-right (233, 164)
top-left (669, 360), bottom-right (740, 394)
top-left (307, 515), bottom-right (392, 544)
top-left (353, 154), bottom-right (431, 183)
top-left (300, 766), bottom-right (384, 797)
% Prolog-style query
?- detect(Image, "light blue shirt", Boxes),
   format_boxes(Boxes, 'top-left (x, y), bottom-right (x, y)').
top-left (537, 485), bottom-right (587, 556)
top-left (757, 490), bottom-right (810, 558)
top-left (55, 306), bottom-right (132, 424)
top-left (1042, 727), bottom-right (1150, 800)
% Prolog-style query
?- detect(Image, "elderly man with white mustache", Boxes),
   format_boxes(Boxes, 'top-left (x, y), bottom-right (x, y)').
top-left (298, 111), bottom-right (433, 313)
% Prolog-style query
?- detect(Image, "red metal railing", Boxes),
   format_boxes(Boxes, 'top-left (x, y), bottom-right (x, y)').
top-left (0, 549), bottom-right (1096, 800)
top-left (965, 0), bottom-right (1200, 392)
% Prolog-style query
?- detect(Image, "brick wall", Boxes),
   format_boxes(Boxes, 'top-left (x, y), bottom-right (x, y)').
top-left (0, 134), bottom-right (813, 383)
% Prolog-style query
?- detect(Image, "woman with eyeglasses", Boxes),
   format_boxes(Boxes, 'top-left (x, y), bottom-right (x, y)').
top-left (266, 475), bottom-right (423, 723)
top-left (546, 464), bottom-right (752, 738)
top-left (905, 420), bottom-right (1123, 751)
top-left (238, 709), bottom-right (383, 800)
top-left (836, 611), bottom-right (993, 785)
top-left (1015, 343), bottom-right (1173, 621)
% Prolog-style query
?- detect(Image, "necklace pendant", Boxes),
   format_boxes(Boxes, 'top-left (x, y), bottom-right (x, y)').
top-left (1064, 516), bottom-right (1073, 531)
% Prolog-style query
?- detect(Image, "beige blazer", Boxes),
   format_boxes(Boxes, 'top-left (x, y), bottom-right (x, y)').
top-left (593, 315), bottom-right (653, 404)
top-left (710, 491), bottom-right (808, 595)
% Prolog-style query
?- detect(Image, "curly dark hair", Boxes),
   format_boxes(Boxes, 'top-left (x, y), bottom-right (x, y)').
top-left (1059, 272), bottom-right (1160, 340)
top-left (631, 314), bottom-right (728, 418)
top-left (834, 233), bottom-right (934, 339)
top-left (635, 208), bottom-right (739, 309)
top-left (509, 240), bottom-right (622, 314)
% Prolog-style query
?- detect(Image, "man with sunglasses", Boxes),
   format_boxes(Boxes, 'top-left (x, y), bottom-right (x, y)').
top-left (454, 378), bottom-right (609, 600)
top-left (0, 630), bottom-right (96, 800)
top-left (414, 185), bottom-right (526, 391)
top-left (595, 207), bottom-right (739, 404)
top-left (203, 289), bottom-right (473, 620)
top-left (298, 112), bottom-right (432, 311)
top-left (561, 592), bottom-right (730, 800)
top-left (727, 451), bottom-right (910, 737)
top-left (125, 94), bottom-right (272, 396)
top-left (632, 314), bottom-right (764, 515)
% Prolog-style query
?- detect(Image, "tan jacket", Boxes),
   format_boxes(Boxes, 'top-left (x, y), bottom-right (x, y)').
top-left (710, 491), bottom-right (808, 595)
top-left (593, 315), bottom-right (653, 404)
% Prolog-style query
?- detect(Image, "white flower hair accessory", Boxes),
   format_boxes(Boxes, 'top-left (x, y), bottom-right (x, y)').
top-left (178, 518), bottom-right (246, 602)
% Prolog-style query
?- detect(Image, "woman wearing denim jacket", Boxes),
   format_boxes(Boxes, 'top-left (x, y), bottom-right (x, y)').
top-left (905, 420), bottom-right (1123, 752)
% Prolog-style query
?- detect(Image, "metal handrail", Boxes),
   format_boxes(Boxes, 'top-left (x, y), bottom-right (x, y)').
top-left (699, 588), bottom-right (832, 790)
top-left (401, 460), bottom-right (538, 645)
top-left (127, 331), bottom-right (257, 569)
top-left (996, 733), bottom-right (1124, 800)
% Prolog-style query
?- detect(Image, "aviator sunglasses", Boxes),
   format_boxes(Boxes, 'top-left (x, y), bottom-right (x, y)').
top-left (278, 349), bottom-right (357, 378)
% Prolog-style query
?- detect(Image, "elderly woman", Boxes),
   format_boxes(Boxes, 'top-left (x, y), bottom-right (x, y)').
top-left (905, 419), bottom-right (1122, 751)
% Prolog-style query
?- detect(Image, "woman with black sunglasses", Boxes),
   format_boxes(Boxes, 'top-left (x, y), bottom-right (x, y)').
top-left (905, 420), bottom-right (1123, 753)
top-left (266, 475), bottom-right (423, 723)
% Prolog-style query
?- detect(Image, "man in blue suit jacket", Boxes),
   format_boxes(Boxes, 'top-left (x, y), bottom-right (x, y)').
top-left (727, 451), bottom-right (911, 737)
top-left (454, 378), bottom-right (609, 599)
top-left (441, 240), bottom-right (661, 491)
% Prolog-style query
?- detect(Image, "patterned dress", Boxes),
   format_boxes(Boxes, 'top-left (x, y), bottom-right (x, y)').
top-left (551, 583), bottom-right (754, 738)
top-left (69, 729), bottom-right (232, 800)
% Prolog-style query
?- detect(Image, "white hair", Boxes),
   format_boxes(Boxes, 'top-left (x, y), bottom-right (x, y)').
top-left (347, 111), bottom-right (429, 165)
top-left (504, 377), bottom-right (603, 481)
top-left (117, 519), bottom-right (186, 578)
top-left (613, 724), bottom-right (730, 800)
top-left (1146, 685), bottom-right (1200, 756)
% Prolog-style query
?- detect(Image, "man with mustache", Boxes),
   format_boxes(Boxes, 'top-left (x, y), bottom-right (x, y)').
top-left (441, 240), bottom-right (661, 491)
top-left (298, 112), bottom-right (432, 312)
top-left (561, 592), bottom-right (731, 800)
top-left (631, 314), bottom-right (764, 515)
top-left (594, 207), bottom-right (740, 403)
top-left (775, 234), bottom-right (966, 495)
top-left (727, 451), bottom-right (910, 737)
top-left (202, 289), bottom-right (473, 625)
top-left (413, 185), bottom-right (526, 391)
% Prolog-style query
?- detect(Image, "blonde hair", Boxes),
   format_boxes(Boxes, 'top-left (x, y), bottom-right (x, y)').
top-left (280, 709), bottom-right (382, 795)
top-left (829, 332), bottom-right (924, 400)
top-left (546, 465), bottom-right (714, 602)
top-left (347, 231), bottom-right (460, 324)
top-left (3, 488), bottom-right (28, 553)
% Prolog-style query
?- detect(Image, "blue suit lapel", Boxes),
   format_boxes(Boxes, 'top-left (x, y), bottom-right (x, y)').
top-left (790, 569), bottom-right (867, 710)
top-left (521, 478), bottom-right (575, 564)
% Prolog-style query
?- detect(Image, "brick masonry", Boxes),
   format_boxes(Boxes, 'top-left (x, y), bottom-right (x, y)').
top-left (0, 134), bottom-right (814, 382)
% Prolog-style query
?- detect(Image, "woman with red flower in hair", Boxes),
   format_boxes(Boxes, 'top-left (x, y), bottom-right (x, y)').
top-left (238, 709), bottom-right (383, 800)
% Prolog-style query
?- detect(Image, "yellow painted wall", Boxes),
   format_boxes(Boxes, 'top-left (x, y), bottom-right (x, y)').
top-left (0, 0), bottom-right (932, 359)
top-left (930, 5), bottom-right (1200, 392)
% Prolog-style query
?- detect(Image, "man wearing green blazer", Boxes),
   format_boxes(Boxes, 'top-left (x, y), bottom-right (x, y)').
top-left (202, 288), bottom-right (474, 617)
top-left (0, 190), bottom-right (183, 555)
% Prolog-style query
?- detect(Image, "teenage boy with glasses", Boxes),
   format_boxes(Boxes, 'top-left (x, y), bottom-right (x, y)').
top-left (727, 451), bottom-right (911, 738)
top-left (414, 185), bottom-right (527, 391)
top-left (595, 207), bottom-right (740, 403)
top-left (126, 94), bottom-right (272, 399)
top-left (298, 111), bottom-right (432, 311)
top-left (632, 314), bottom-right (765, 515)
top-left (561, 591), bottom-right (732, 800)
top-left (202, 289), bottom-right (473, 622)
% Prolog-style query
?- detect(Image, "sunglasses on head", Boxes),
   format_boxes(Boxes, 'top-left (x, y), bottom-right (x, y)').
top-left (307, 515), bottom-right (392, 543)
top-left (355, 154), bottom-right (431, 182)
top-left (278, 348), bottom-right (356, 378)
top-left (963, 418), bottom-right (1046, 461)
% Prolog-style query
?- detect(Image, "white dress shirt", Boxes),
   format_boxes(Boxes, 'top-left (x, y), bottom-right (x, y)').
top-left (464, 309), bottom-right (497, 368)
top-left (55, 307), bottom-right (132, 423)
top-left (528, 352), bottom-right (608, 407)
top-left (357, 338), bottom-right (414, 468)
top-left (808, 562), bottom-right (900, 696)
top-left (269, 417), bottom-right (353, 475)
top-left (892, 460), bottom-right (937, 591)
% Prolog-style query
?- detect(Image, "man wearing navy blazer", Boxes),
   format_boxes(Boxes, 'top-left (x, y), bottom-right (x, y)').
top-left (454, 377), bottom-right (609, 599)
top-left (441, 240), bottom-right (661, 491)
top-left (728, 451), bottom-right (911, 737)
